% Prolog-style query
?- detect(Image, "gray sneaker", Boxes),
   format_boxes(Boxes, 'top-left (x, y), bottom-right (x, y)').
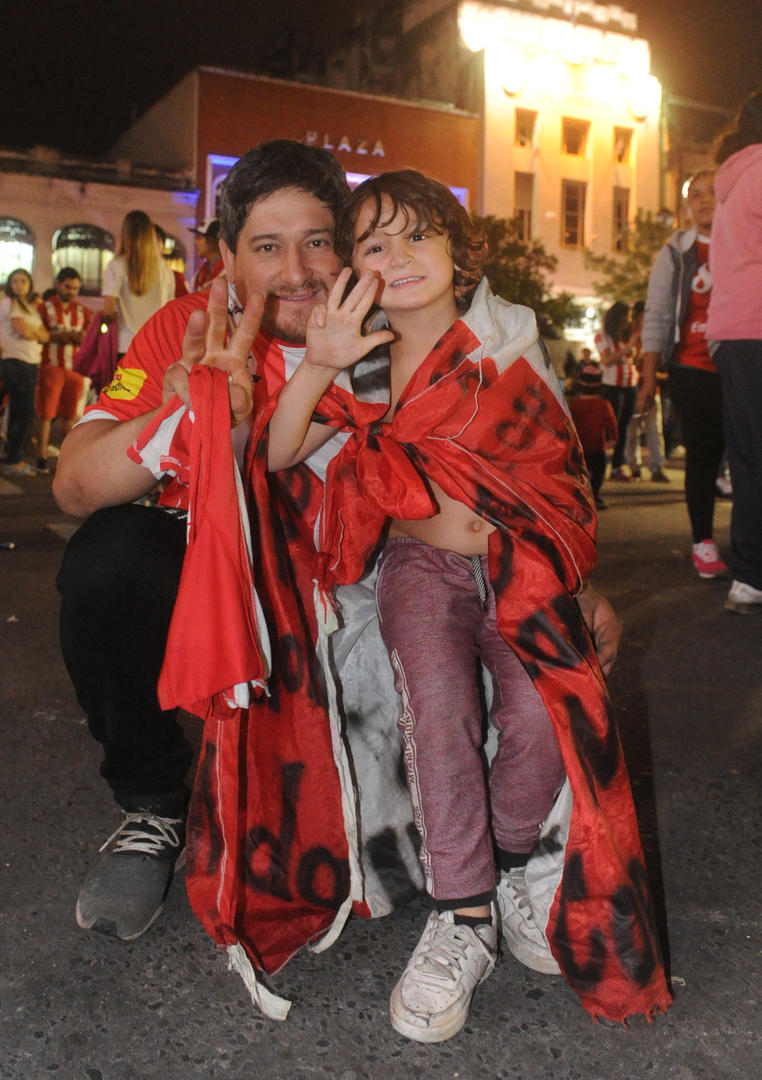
top-left (496, 867), bottom-right (560, 975)
top-left (75, 810), bottom-right (186, 941)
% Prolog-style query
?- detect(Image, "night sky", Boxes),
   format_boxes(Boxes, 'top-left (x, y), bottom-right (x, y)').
top-left (2, 0), bottom-right (760, 157)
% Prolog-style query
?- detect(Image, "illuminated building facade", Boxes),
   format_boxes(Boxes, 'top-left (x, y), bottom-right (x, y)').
top-left (1, 1), bottom-right (664, 322)
top-left (390, 0), bottom-right (664, 314)
top-left (0, 149), bottom-right (194, 298)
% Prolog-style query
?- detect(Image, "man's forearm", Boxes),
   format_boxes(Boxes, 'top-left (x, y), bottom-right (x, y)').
top-left (52, 415), bottom-right (161, 517)
top-left (636, 352), bottom-right (661, 413)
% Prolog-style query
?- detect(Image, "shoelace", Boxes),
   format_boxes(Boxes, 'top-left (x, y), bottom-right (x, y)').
top-left (500, 874), bottom-right (551, 950)
top-left (412, 918), bottom-right (494, 985)
top-left (99, 811), bottom-right (183, 857)
top-left (502, 877), bottom-right (532, 918)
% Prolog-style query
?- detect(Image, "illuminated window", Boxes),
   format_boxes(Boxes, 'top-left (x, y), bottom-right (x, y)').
top-left (614, 127), bottom-right (633, 164)
top-left (613, 187), bottom-right (630, 251)
top-left (155, 228), bottom-right (187, 277)
top-left (561, 180), bottom-right (586, 247)
top-left (562, 117), bottom-right (590, 156)
top-left (515, 109), bottom-right (537, 148)
top-left (514, 172), bottom-right (534, 240)
top-left (52, 224), bottom-right (115, 296)
top-left (0, 217), bottom-right (34, 284)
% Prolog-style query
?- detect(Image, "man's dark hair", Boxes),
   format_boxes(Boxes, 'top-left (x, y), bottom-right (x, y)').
top-left (56, 267), bottom-right (81, 284)
top-left (603, 300), bottom-right (630, 345)
top-left (334, 169), bottom-right (486, 312)
top-left (219, 140), bottom-right (350, 251)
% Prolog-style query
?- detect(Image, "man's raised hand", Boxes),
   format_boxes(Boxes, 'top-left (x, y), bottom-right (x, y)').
top-left (162, 277), bottom-right (265, 424)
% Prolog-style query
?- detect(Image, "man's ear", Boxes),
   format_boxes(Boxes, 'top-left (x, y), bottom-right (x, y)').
top-left (220, 237), bottom-right (235, 280)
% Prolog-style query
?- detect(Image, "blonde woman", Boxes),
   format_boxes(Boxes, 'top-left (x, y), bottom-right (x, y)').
top-left (101, 210), bottom-right (175, 359)
top-left (0, 269), bottom-right (49, 475)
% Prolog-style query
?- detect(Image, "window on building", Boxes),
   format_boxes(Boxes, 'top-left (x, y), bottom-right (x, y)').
top-left (561, 180), bottom-right (587, 247)
top-left (614, 126), bottom-right (633, 164)
top-left (613, 187), bottom-right (630, 251)
top-left (514, 172), bottom-right (534, 240)
top-left (562, 117), bottom-right (590, 156)
top-left (515, 109), bottom-right (537, 148)
top-left (52, 224), bottom-right (115, 296)
top-left (0, 217), bottom-right (34, 285)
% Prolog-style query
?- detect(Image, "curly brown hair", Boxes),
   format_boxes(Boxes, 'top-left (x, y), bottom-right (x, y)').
top-left (335, 170), bottom-right (486, 312)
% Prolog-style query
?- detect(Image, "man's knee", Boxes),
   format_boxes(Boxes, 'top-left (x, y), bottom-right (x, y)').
top-left (57, 504), bottom-right (185, 602)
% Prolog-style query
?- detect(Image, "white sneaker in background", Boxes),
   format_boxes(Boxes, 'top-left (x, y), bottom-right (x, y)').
top-left (725, 579), bottom-right (762, 614)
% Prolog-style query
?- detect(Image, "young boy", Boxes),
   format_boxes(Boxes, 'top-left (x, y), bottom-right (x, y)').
top-left (265, 171), bottom-right (669, 1040)
top-left (568, 361), bottom-right (618, 508)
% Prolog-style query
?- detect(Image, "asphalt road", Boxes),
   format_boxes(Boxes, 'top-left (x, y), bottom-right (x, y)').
top-left (1, 466), bottom-right (759, 1080)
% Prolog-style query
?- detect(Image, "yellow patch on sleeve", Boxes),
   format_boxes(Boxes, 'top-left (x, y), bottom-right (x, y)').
top-left (103, 367), bottom-right (148, 400)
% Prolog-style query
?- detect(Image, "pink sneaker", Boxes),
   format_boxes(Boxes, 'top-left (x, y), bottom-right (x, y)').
top-left (692, 540), bottom-right (728, 579)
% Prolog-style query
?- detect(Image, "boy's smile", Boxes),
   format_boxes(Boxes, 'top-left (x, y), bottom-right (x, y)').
top-left (351, 198), bottom-right (458, 322)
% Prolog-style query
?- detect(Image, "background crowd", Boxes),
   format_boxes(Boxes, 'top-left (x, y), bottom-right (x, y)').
top-left (0, 211), bottom-right (225, 477)
top-left (2, 88), bottom-right (761, 611)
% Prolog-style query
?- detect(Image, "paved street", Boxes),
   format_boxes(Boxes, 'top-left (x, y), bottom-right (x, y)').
top-left (1, 466), bottom-right (759, 1080)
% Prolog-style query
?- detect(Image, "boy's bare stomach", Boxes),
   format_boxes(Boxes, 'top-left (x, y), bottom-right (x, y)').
top-left (388, 480), bottom-right (495, 556)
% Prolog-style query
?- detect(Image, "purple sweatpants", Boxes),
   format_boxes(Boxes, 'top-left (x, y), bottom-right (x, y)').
top-left (376, 537), bottom-right (565, 904)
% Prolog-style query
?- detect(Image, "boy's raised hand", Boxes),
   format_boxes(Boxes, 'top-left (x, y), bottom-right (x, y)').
top-left (305, 268), bottom-right (394, 373)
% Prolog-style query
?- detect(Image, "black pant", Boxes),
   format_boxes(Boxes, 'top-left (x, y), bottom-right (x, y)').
top-left (56, 504), bottom-right (192, 811)
top-left (600, 384), bottom-right (636, 470)
top-left (714, 341), bottom-right (762, 589)
top-left (2, 357), bottom-right (39, 463)
top-left (668, 365), bottom-right (725, 543)
top-left (584, 450), bottom-right (606, 499)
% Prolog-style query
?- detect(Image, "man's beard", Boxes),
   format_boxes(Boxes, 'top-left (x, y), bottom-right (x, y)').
top-left (261, 281), bottom-right (329, 344)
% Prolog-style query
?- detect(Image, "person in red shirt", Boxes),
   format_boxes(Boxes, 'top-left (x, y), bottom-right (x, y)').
top-left (52, 143), bottom-right (624, 994)
top-left (190, 217), bottom-right (224, 292)
top-left (36, 268), bottom-right (92, 472)
top-left (568, 361), bottom-right (618, 508)
top-left (595, 301), bottom-right (637, 481)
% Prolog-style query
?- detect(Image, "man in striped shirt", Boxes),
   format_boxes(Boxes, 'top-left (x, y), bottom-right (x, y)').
top-left (36, 268), bottom-right (92, 471)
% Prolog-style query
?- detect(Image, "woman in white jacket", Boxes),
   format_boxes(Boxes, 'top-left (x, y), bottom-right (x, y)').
top-left (637, 171), bottom-right (727, 581)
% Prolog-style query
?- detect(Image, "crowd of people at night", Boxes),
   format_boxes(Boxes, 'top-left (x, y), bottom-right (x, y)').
top-left (0, 210), bottom-right (225, 477)
top-left (0, 85), bottom-right (760, 1043)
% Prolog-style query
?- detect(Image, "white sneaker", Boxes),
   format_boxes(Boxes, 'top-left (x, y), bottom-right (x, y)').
top-left (1, 461), bottom-right (36, 477)
top-left (496, 867), bottom-right (560, 975)
top-left (45, 444), bottom-right (60, 458)
top-left (725, 579), bottom-right (762, 614)
top-left (390, 905), bottom-right (497, 1043)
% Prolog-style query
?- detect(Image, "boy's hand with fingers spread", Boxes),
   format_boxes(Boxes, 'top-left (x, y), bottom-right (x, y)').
top-left (305, 268), bottom-right (394, 373)
top-left (267, 269), bottom-right (393, 472)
